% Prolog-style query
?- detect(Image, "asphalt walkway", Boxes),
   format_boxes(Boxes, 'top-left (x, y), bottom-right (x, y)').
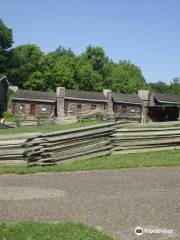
top-left (0, 167), bottom-right (179, 239)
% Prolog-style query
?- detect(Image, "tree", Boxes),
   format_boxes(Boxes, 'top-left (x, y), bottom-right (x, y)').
top-left (169, 78), bottom-right (180, 95)
top-left (149, 81), bottom-right (169, 93)
top-left (75, 57), bottom-right (103, 91)
top-left (0, 19), bottom-right (13, 73)
top-left (82, 45), bottom-right (108, 72)
top-left (106, 60), bottom-right (146, 93)
top-left (8, 44), bottom-right (44, 87)
top-left (52, 45), bottom-right (75, 57)
top-left (42, 54), bottom-right (77, 90)
top-left (23, 71), bottom-right (46, 90)
top-left (0, 19), bottom-right (13, 51)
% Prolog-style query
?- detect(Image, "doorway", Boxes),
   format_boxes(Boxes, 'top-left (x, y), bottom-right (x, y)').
top-left (29, 104), bottom-right (36, 116)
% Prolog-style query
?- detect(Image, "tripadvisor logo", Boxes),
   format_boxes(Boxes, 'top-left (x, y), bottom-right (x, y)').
top-left (135, 227), bottom-right (143, 236)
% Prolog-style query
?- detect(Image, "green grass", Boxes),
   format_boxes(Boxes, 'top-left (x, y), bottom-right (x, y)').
top-left (0, 222), bottom-right (113, 240)
top-left (0, 120), bottom-right (103, 134)
top-left (0, 150), bottom-right (180, 174)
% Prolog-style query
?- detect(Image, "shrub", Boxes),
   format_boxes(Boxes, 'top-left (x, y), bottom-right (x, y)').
top-left (2, 112), bottom-right (21, 121)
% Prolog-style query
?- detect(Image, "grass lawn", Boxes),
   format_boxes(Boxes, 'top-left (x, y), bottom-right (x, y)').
top-left (0, 150), bottom-right (180, 174)
top-left (0, 120), bottom-right (103, 134)
top-left (0, 222), bottom-right (113, 240)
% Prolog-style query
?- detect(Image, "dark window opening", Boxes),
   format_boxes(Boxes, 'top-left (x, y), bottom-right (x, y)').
top-left (77, 104), bottom-right (82, 110)
top-left (91, 104), bottom-right (97, 110)
top-left (122, 106), bottom-right (127, 113)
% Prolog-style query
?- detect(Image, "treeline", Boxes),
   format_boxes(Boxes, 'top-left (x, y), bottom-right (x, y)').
top-left (0, 19), bottom-right (180, 95)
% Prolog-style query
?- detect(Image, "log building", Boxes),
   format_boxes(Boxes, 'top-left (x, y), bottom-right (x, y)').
top-left (10, 86), bottom-right (180, 122)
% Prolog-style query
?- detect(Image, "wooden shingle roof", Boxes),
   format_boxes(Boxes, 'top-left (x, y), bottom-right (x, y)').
top-left (154, 93), bottom-right (180, 104)
top-left (112, 92), bottom-right (142, 105)
top-left (11, 88), bottom-right (108, 103)
top-left (65, 89), bottom-right (108, 102)
top-left (12, 89), bottom-right (57, 103)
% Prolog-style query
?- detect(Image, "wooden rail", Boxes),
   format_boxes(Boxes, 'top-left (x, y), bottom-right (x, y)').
top-left (1, 121), bottom-right (180, 166)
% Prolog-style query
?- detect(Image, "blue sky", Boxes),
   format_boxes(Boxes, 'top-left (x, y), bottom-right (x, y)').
top-left (1, 0), bottom-right (180, 83)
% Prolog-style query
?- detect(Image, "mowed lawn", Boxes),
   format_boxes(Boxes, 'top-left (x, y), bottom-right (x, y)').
top-left (0, 222), bottom-right (113, 240)
top-left (0, 120), bottom-right (103, 134)
top-left (0, 149), bottom-right (180, 174)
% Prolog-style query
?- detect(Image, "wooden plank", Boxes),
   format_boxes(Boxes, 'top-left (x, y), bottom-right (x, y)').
top-left (113, 145), bottom-right (180, 155)
top-left (44, 132), bottom-right (112, 145)
top-left (51, 141), bottom-right (111, 158)
top-left (0, 149), bottom-right (25, 156)
top-left (52, 145), bottom-right (112, 161)
top-left (112, 129), bottom-right (180, 137)
top-left (43, 137), bottom-right (110, 151)
top-left (115, 126), bottom-right (180, 132)
top-left (0, 132), bottom-right (41, 140)
top-left (111, 134), bottom-right (180, 141)
top-left (56, 150), bottom-right (112, 164)
top-left (45, 128), bottom-right (114, 142)
top-left (0, 160), bottom-right (26, 166)
top-left (41, 122), bottom-right (119, 138)
top-left (113, 143), bottom-right (179, 151)
top-left (112, 137), bottom-right (180, 147)
top-left (0, 155), bottom-right (24, 160)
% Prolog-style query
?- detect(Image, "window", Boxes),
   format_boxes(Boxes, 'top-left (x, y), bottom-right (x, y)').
top-left (91, 104), bottom-right (97, 110)
top-left (42, 107), bottom-right (47, 112)
top-left (122, 106), bottom-right (127, 113)
top-left (77, 104), bottom-right (82, 110)
top-left (19, 105), bottom-right (24, 110)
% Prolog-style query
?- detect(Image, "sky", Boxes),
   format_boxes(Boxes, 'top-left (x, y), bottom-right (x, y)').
top-left (1, 0), bottom-right (180, 83)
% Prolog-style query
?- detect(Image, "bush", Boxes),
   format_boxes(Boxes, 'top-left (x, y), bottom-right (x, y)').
top-left (2, 112), bottom-right (21, 121)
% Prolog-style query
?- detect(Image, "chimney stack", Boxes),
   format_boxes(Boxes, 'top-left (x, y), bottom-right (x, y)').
top-left (56, 87), bottom-right (65, 119)
top-left (103, 89), bottom-right (114, 115)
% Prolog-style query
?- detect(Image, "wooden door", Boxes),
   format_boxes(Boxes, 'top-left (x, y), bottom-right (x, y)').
top-left (29, 103), bottom-right (36, 116)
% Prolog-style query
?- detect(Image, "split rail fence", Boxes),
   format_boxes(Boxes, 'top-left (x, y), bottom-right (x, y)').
top-left (1, 121), bottom-right (180, 166)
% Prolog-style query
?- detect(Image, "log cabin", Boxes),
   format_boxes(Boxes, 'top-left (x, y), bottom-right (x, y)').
top-left (111, 92), bottom-right (142, 121)
top-left (0, 74), bottom-right (9, 117)
top-left (11, 89), bottom-right (57, 117)
top-left (57, 88), bottom-right (108, 117)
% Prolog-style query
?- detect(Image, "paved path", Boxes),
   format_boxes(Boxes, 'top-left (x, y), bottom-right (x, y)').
top-left (0, 168), bottom-right (179, 240)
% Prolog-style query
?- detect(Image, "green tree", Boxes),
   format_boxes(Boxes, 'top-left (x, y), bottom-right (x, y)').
top-left (0, 19), bottom-right (13, 73)
top-left (75, 57), bottom-right (103, 91)
top-left (106, 60), bottom-right (146, 93)
top-left (169, 78), bottom-right (180, 95)
top-left (83, 45), bottom-right (108, 72)
top-left (52, 45), bottom-right (75, 57)
top-left (23, 71), bottom-right (46, 90)
top-left (149, 81), bottom-right (169, 93)
top-left (0, 19), bottom-right (13, 50)
top-left (42, 54), bottom-right (77, 90)
top-left (8, 44), bottom-right (44, 87)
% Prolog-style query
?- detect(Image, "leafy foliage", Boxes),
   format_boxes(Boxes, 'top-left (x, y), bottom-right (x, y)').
top-left (149, 77), bottom-right (180, 95)
top-left (0, 19), bottom-right (13, 50)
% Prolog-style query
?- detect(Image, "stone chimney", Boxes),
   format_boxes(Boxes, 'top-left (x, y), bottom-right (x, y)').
top-left (138, 90), bottom-right (151, 123)
top-left (103, 89), bottom-right (114, 115)
top-left (56, 87), bottom-right (65, 119)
